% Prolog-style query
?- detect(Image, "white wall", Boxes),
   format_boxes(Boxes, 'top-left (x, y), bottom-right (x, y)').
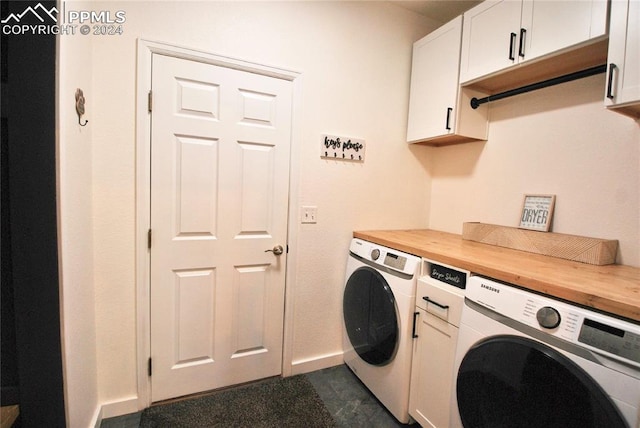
top-left (57, 5), bottom-right (100, 426)
top-left (429, 74), bottom-right (640, 266)
top-left (57, 1), bottom-right (437, 421)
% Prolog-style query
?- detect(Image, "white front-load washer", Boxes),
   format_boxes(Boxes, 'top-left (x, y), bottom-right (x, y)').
top-left (342, 238), bottom-right (420, 424)
top-left (451, 275), bottom-right (640, 428)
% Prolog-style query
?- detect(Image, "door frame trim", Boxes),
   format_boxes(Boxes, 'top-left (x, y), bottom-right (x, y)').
top-left (135, 39), bottom-right (302, 408)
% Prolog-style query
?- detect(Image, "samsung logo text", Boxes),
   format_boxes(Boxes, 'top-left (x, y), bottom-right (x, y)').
top-left (481, 283), bottom-right (500, 294)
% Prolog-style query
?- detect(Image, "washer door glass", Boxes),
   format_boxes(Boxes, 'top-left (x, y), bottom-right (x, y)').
top-left (457, 335), bottom-right (627, 428)
top-left (343, 266), bottom-right (398, 366)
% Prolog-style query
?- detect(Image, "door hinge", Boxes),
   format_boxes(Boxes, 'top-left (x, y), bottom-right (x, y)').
top-left (148, 90), bottom-right (153, 113)
top-left (147, 229), bottom-right (152, 249)
top-left (148, 357), bottom-right (152, 377)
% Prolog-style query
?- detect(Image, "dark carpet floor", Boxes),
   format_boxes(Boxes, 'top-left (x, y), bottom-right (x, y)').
top-left (139, 374), bottom-right (336, 428)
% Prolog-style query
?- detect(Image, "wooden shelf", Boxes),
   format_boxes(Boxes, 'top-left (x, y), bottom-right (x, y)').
top-left (353, 229), bottom-right (640, 322)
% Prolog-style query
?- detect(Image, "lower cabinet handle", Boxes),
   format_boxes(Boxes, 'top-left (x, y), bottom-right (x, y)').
top-left (423, 296), bottom-right (449, 310)
top-left (412, 312), bottom-right (419, 338)
top-left (607, 63), bottom-right (617, 99)
top-left (445, 107), bottom-right (453, 131)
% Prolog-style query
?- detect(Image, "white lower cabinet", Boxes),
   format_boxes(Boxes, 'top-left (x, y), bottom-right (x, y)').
top-left (410, 308), bottom-right (459, 428)
top-left (409, 263), bottom-right (467, 428)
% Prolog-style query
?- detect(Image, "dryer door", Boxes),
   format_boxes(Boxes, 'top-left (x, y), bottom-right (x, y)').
top-left (343, 266), bottom-right (398, 366)
top-left (456, 335), bottom-right (627, 428)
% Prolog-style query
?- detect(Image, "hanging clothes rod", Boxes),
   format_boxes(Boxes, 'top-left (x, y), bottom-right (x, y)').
top-left (470, 64), bottom-right (607, 109)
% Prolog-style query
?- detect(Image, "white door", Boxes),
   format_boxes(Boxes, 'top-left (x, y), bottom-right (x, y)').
top-left (149, 53), bottom-right (293, 402)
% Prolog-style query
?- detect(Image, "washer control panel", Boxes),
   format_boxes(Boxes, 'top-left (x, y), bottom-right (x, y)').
top-left (349, 238), bottom-right (420, 277)
top-left (578, 318), bottom-right (640, 364)
top-left (383, 252), bottom-right (407, 271)
top-left (467, 276), bottom-right (640, 368)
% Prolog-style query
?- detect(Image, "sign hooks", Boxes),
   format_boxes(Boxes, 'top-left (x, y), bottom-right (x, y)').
top-left (320, 134), bottom-right (366, 162)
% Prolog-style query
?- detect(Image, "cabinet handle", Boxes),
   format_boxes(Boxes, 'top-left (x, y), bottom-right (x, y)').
top-left (445, 107), bottom-right (453, 131)
top-left (423, 296), bottom-right (449, 310)
top-left (518, 28), bottom-right (526, 58)
top-left (508, 32), bottom-right (517, 60)
top-left (607, 63), bottom-right (617, 99)
top-left (412, 311), bottom-right (419, 339)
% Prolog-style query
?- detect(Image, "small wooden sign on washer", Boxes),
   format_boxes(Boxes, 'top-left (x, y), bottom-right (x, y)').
top-left (321, 134), bottom-right (365, 162)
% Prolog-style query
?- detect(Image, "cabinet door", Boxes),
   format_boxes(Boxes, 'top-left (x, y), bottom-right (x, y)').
top-left (407, 17), bottom-right (462, 142)
top-left (409, 310), bottom-right (459, 428)
top-left (605, 0), bottom-right (640, 111)
top-left (521, 0), bottom-right (608, 62)
top-left (460, 0), bottom-right (522, 84)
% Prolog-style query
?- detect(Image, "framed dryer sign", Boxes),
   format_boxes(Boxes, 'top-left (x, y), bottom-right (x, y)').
top-left (519, 194), bottom-right (555, 232)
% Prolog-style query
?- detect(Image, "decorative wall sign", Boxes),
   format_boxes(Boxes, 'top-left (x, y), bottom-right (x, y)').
top-left (519, 194), bottom-right (556, 232)
top-left (321, 134), bottom-right (365, 162)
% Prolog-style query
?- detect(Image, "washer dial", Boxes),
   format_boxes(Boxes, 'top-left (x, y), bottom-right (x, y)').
top-left (536, 306), bottom-right (561, 329)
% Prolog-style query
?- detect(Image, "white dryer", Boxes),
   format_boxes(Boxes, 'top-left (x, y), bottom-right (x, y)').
top-left (342, 238), bottom-right (420, 424)
top-left (451, 275), bottom-right (640, 428)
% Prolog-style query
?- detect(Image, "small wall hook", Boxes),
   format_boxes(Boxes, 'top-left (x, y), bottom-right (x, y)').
top-left (75, 88), bottom-right (88, 126)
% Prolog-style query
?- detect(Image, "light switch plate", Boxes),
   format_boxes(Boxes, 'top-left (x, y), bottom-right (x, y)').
top-left (301, 206), bottom-right (318, 224)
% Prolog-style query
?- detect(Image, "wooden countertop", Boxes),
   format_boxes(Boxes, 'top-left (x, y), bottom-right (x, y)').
top-left (353, 229), bottom-right (640, 323)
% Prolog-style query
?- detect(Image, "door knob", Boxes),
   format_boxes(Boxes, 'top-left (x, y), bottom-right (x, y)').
top-left (265, 245), bottom-right (284, 256)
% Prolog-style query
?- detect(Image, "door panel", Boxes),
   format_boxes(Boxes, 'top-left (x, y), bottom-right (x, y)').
top-left (175, 135), bottom-right (218, 236)
top-left (236, 142), bottom-right (274, 235)
top-left (174, 268), bottom-right (216, 365)
top-left (232, 264), bottom-right (270, 355)
top-left (150, 53), bottom-right (292, 402)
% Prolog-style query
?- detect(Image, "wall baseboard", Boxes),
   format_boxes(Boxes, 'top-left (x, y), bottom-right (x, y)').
top-left (92, 396), bottom-right (140, 427)
top-left (90, 405), bottom-right (103, 428)
top-left (290, 351), bottom-right (344, 376)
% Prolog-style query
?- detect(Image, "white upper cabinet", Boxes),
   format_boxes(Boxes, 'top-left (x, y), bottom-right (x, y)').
top-left (605, 0), bottom-right (640, 119)
top-left (459, 1), bottom-right (522, 84)
top-left (407, 16), bottom-right (488, 146)
top-left (521, 0), bottom-right (607, 61)
top-left (460, 0), bottom-right (608, 85)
